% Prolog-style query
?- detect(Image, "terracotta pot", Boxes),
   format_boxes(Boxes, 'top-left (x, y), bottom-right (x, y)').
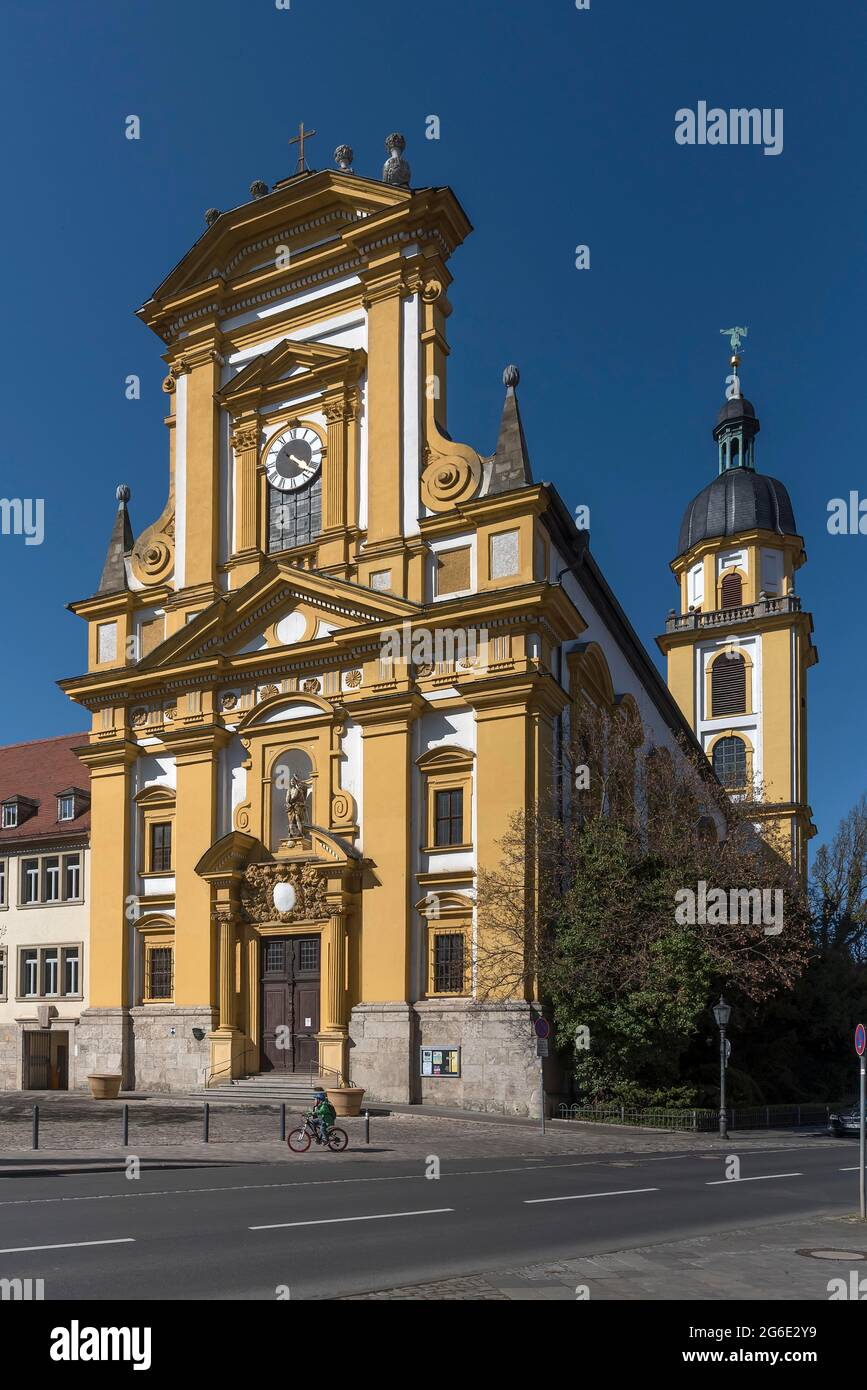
top-left (326, 1087), bottom-right (365, 1117)
top-left (87, 1073), bottom-right (122, 1100)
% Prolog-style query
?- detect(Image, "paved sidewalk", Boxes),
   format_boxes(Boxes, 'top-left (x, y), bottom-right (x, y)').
top-left (0, 1092), bottom-right (848, 1169)
top-left (343, 1213), bottom-right (867, 1300)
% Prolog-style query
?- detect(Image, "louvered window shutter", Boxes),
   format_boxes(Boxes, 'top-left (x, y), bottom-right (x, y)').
top-left (720, 573), bottom-right (743, 609)
top-left (712, 654), bottom-right (746, 716)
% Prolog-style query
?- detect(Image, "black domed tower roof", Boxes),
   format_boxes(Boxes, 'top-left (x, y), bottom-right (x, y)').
top-left (677, 468), bottom-right (798, 556)
top-left (676, 379), bottom-right (798, 557)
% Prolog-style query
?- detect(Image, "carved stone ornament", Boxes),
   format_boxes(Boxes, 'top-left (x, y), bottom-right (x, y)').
top-left (344, 670), bottom-right (363, 689)
top-left (331, 792), bottom-right (352, 822)
top-left (220, 692), bottom-right (239, 711)
top-left (259, 684), bottom-right (279, 700)
top-left (420, 451), bottom-right (482, 511)
top-left (231, 424), bottom-right (260, 453)
top-left (130, 708), bottom-right (148, 728)
top-left (421, 278), bottom-right (443, 304)
top-left (414, 662), bottom-right (435, 678)
top-left (382, 132), bottom-right (411, 187)
top-left (241, 862), bottom-right (329, 925)
top-left (302, 677), bottom-right (321, 694)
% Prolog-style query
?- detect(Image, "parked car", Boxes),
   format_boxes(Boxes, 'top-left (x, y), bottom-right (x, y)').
top-left (829, 1105), bottom-right (864, 1136)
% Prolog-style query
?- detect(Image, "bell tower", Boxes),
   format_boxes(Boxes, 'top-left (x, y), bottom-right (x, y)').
top-left (657, 338), bottom-right (818, 873)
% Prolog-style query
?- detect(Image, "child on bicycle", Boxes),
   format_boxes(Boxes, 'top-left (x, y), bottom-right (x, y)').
top-left (310, 1088), bottom-right (336, 1144)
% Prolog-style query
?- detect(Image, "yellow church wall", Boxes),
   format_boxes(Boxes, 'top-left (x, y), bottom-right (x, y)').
top-left (77, 743), bottom-right (136, 1006)
top-left (171, 735), bottom-right (223, 1007)
top-left (760, 626), bottom-right (793, 806)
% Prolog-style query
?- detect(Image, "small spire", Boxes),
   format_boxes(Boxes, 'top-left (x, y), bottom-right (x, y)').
top-left (98, 486), bottom-right (134, 594)
top-left (488, 365), bottom-right (533, 494)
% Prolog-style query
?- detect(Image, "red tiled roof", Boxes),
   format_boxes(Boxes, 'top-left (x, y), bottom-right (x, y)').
top-left (0, 733), bottom-right (90, 844)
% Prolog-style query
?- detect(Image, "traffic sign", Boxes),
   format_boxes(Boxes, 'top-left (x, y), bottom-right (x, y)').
top-left (536, 1039), bottom-right (549, 1058)
top-left (534, 1018), bottom-right (550, 1040)
top-left (856, 1024), bottom-right (866, 1057)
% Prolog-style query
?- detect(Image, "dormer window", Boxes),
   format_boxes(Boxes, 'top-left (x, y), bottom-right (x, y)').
top-left (1, 795), bottom-right (38, 830)
top-left (54, 786), bottom-right (89, 825)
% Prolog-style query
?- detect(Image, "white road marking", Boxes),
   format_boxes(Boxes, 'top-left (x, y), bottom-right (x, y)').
top-left (525, 1187), bottom-right (659, 1204)
top-left (250, 1208), bottom-right (454, 1230)
top-left (0, 1237), bottom-right (135, 1254)
top-left (706, 1173), bottom-right (802, 1185)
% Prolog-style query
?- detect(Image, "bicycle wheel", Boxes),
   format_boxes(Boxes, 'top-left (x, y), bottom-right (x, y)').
top-left (288, 1127), bottom-right (312, 1153)
top-left (327, 1127), bottom-right (348, 1152)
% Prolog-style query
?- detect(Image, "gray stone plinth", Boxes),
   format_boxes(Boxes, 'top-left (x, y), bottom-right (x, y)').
top-left (414, 1000), bottom-right (545, 1116)
top-left (129, 1007), bottom-right (218, 1092)
top-left (74, 1008), bottom-right (133, 1090)
top-left (348, 1002), bottom-right (415, 1103)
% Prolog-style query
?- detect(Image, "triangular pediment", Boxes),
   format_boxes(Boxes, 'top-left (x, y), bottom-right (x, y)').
top-left (134, 562), bottom-right (418, 674)
top-left (218, 338), bottom-right (365, 412)
top-left (138, 171), bottom-right (415, 315)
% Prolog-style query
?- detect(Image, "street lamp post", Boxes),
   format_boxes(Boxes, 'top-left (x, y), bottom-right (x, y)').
top-left (713, 995), bottom-right (732, 1140)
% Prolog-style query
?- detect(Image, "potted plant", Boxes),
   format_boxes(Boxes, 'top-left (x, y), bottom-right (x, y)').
top-left (87, 1073), bottom-right (122, 1100)
top-left (326, 1082), bottom-right (365, 1117)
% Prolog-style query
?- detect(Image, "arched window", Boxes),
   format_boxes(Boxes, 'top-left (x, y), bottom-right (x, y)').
top-left (712, 735), bottom-right (747, 788)
top-left (711, 651), bottom-right (746, 716)
top-left (720, 572), bottom-right (743, 609)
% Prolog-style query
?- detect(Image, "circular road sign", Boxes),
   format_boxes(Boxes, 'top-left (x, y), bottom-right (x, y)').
top-left (534, 1018), bottom-right (550, 1040)
top-left (856, 1024), bottom-right (866, 1057)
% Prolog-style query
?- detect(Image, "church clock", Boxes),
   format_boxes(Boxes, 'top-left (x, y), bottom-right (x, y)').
top-left (265, 426), bottom-right (323, 553)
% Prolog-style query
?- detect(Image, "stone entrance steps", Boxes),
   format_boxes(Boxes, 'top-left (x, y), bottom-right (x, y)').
top-left (205, 1074), bottom-right (330, 1103)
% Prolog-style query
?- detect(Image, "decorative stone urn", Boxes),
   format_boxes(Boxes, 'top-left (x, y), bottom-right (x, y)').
top-left (327, 1087), bottom-right (365, 1117)
top-left (87, 1073), bottom-right (122, 1100)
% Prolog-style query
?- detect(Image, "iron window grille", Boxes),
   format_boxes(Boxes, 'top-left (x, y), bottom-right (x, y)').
top-left (432, 932), bottom-right (466, 995)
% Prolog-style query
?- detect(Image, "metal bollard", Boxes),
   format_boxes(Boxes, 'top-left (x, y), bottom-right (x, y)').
top-left (32, 1104), bottom-right (39, 1151)
top-left (364, 1109), bottom-right (370, 1144)
top-left (122, 1104), bottom-right (129, 1147)
top-left (203, 1102), bottom-right (210, 1143)
top-left (280, 1103), bottom-right (286, 1141)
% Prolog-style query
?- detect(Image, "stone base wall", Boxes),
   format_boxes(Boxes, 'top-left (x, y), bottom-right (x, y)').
top-left (414, 1000), bottom-right (547, 1116)
top-left (129, 1007), bottom-right (218, 1092)
top-left (75, 1008), bottom-right (134, 1090)
top-left (348, 1003), bottom-right (415, 1103)
top-left (349, 999), bottom-right (557, 1115)
top-left (75, 1006), bottom-right (217, 1092)
top-left (0, 1023), bottom-right (18, 1091)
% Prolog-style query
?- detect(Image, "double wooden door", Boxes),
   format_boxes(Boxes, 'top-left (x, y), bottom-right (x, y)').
top-left (260, 935), bottom-right (321, 1073)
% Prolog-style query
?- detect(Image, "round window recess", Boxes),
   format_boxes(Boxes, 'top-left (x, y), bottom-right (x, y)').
top-left (275, 611), bottom-right (308, 646)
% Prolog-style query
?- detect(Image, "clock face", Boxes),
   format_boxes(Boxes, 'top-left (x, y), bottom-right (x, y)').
top-left (264, 427), bottom-right (323, 491)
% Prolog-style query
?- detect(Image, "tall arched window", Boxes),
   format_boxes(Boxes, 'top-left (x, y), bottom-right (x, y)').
top-left (712, 735), bottom-right (747, 788)
top-left (720, 572), bottom-right (743, 609)
top-left (711, 652), bottom-right (746, 716)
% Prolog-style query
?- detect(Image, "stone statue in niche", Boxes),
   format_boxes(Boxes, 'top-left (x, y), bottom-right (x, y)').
top-left (284, 775), bottom-right (311, 839)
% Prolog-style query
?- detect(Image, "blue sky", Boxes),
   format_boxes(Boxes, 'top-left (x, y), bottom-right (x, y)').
top-left (1, 0), bottom-right (864, 852)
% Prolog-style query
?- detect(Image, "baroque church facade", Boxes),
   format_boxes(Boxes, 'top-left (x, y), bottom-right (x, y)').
top-left (58, 137), bottom-right (811, 1112)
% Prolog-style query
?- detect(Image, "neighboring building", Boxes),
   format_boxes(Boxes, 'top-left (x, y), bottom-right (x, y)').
top-left (658, 352), bottom-right (817, 875)
top-left (59, 136), bottom-right (714, 1111)
top-left (0, 735), bottom-right (90, 1090)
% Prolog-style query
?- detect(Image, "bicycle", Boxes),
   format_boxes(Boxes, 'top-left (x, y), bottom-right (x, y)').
top-left (287, 1109), bottom-right (349, 1153)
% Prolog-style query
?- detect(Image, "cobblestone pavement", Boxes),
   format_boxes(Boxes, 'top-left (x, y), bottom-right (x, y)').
top-left (0, 1092), bottom-right (848, 1166)
top-left (342, 1214), bottom-right (867, 1300)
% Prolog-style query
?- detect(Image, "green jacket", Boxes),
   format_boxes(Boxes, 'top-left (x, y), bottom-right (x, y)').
top-left (313, 1098), bottom-right (336, 1127)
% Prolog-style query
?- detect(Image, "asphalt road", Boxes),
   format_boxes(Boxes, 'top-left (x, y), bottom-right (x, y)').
top-left (0, 1139), bottom-right (859, 1300)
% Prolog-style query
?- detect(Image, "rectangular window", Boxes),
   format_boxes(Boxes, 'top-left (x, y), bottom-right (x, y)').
top-left (148, 947), bottom-right (173, 1000)
top-left (43, 857), bottom-right (61, 903)
top-left (23, 859), bottom-right (40, 904)
top-left (64, 854), bottom-right (81, 900)
top-left (0, 859), bottom-right (5, 906)
top-left (42, 950), bottom-right (59, 997)
top-left (433, 934), bottom-right (466, 995)
top-left (150, 823), bottom-right (172, 873)
top-left (21, 949), bottom-right (38, 997)
top-left (2, 803), bottom-right (17, 829)
top-left (63, 947), bottom-right (80, 997)
top-left (0, 947), bottom-right (6, 999)
top-left (434, 789), bottom-right (464, 847)
top-left (58, 795), bottom-right (74, 821)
